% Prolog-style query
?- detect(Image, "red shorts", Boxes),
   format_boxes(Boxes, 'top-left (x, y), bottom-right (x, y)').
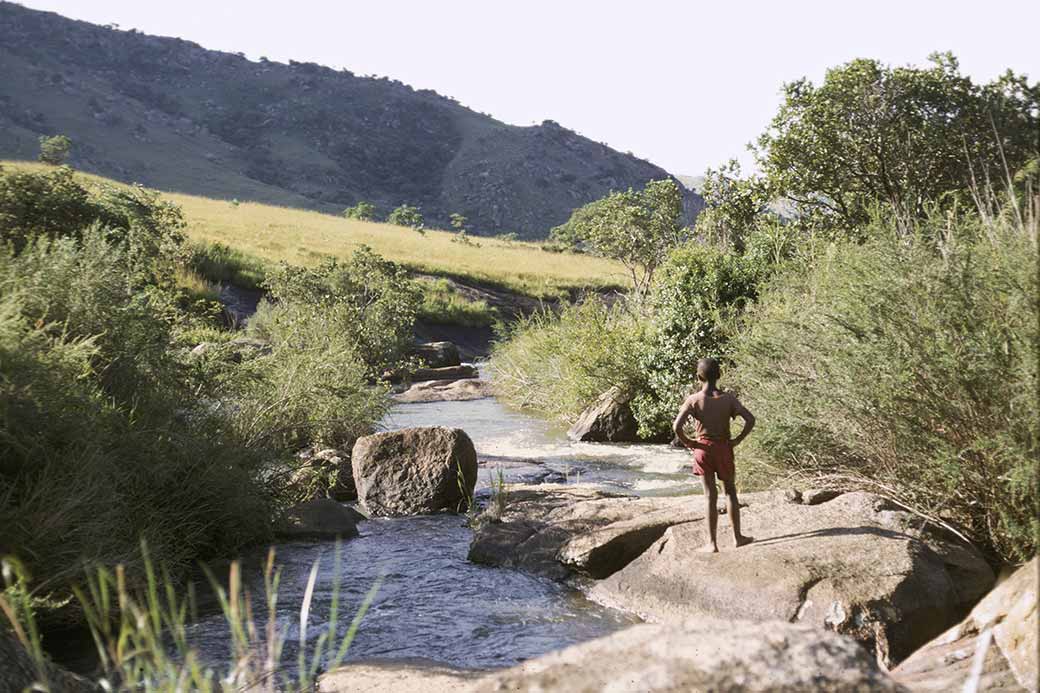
top-left (691, 439), bottom-right (735, 483)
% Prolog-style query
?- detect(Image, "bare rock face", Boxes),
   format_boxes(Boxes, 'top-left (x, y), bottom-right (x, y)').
top-left (470, 619), bottom-right (906, 693)
top-left (319, 658), bottom-right (481, 693)
top-left (590, 491), bottom-right (995, 667)
top-left (278, 499), bottom-right (364, 540)
top-left (352, 427), bottom-right (477, 516)
top-left (567, 387), bottom-right (640, 442)
top-left (393, 378), bottom-right (492, 404)
top-left (893, 557), bottom-right (1037, 692)
top-left (410, 341), bottom-right (462, 369)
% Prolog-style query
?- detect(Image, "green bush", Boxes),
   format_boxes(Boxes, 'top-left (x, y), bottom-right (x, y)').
top-left (251, 247), bottom-right (422, 381)
top-left (488, 300), bottom-right (645, 422)
top-left (631, 243), bottom-right (760, 436)
top-left (417, 277), bottom-right (496, 327)
top-left (732, 213), bottom-right (1038, 562)
top-left (386, 204), bottom-right (424, 230)
top-left (37, 134), bottom-right (71, 165)
top-left (0, 230), bottom-right (273, 590)
top-left (343, 200), bottom-right (377, 221)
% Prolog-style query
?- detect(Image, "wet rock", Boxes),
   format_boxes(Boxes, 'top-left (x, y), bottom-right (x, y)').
top-left (471, 619), bottom-right (905, 693)
top-left (277, 499), bottom-right (364, 540)
top-left (1, 630), bottom-right (100, 693)
top-left (590, 491), bottom-right (995, 667)
top-left (410, 341), bottom-right (462, 369)
top-left (468, 485), bottom-right (708, 580)
top-left (392, 378), bottom-right (492, 403)
top-left (567, 386), bottom-right (639, 442)
top-left (352, 427), bottom-right (477, 516)
top-left (893, 557), bottom-right (1037, 692)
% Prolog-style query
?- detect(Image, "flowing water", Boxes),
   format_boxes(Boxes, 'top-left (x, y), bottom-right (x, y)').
top-left (186, 394), bottom-right (698, 673)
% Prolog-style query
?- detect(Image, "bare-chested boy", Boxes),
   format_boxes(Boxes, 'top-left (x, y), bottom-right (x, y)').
top-left (672, 357), bottom-right (756, 553)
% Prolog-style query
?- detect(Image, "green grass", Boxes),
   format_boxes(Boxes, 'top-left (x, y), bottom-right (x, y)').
top-left (416, 277), bottom-right (497, 327)
top-left (2, 161), bottom-right (630, 299)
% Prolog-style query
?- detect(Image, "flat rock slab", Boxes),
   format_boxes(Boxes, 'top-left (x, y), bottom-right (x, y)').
top-left (590, 491), bottom-right (995, 667)
top-left (468, 484), bottom-right (732, 580)
top-left (392, 378), bottom-right (493, 403)
top-left (893, 557), bottom-right (1037, 692)
top-left (471, 619), bottom-right (906, 693)
top-left (352, 427), bottom-right (477, 516)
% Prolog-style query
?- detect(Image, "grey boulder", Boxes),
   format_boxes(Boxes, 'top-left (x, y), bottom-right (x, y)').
top-left (352, 427), bottom-right (477, 516)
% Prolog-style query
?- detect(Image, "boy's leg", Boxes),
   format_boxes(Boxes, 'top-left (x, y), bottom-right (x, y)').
top-left (700, 473), bottom-right (719, 553)
top-left (722, 478), bottom-right (754, 547)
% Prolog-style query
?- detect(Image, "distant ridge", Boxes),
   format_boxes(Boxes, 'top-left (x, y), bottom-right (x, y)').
top-left (0, 2), bottom-right (702, 237)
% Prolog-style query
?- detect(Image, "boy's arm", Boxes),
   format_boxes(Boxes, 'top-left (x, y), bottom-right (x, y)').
top-left (730, 399), bottom-right (756, 447)
top-left (673, 397), bottom-right (704, 450)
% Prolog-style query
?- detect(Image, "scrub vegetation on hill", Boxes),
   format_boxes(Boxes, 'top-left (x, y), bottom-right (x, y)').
top-left (491, 54), bottom-right (1040, 563)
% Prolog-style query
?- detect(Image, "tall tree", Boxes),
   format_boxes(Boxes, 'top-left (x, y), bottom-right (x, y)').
top-left (756, 53), bottom-right (1039, 231)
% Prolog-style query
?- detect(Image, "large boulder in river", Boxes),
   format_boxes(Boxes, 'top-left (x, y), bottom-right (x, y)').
top-left (590, 491), bottom-right (995, 667)
top-left (410, 341), bottom-right (462, 369)
top-left (470, 619), bottom-right (905, 693)
top-left (567, 386), bottom-right (640, 442)
top-left (352, 427), bottom-right (477, 516)
top-left (893, 557), bottom-right (1037, 692)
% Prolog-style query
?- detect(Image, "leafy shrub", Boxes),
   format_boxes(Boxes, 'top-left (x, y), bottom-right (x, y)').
top-left (489, 300), bottom-right (644, 422)
top-left (343, 200), bottom-right (377, 221)
top-left (37, 134), bottom-right (71, 165)
top-left (386, 204), bottom-right (424, 230)
top-left (251, 247), bottom-right (422, 381)
top-left (0, 230), bottom-right (272, 589)
top-left (417, 277), bottom-right (496, 327)
top-left (631, 244), bottom-right (760, 436)
top-left (732, 213), bottom-right (1038, 561)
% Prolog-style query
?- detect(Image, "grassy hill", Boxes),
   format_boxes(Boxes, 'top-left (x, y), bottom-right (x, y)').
top-left (0, 1), bottom-right (702, 238)
top-left (2, 161), bottom-right (628, 300)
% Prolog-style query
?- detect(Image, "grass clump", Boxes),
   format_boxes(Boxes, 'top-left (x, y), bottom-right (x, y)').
top-left (1, 546), bottom-right (379, 691)
top-left (416, 277), bottom-right (496, 327)
top-left (187, 240), bottom-right (269, 290)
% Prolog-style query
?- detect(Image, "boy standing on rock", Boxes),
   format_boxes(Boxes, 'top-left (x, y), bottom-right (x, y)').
top-left (672, 357), bottom-right (756, 553)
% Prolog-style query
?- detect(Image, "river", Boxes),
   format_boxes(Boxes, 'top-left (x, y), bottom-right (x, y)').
top-left (185, 393), bottom-right (698, 675)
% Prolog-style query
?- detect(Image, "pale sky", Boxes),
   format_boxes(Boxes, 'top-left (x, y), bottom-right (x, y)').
top-left (19, 0), bottom-right (1040, 176)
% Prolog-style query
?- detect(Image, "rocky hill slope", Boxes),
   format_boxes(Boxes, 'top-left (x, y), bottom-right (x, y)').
top-left (0, 2), bottom-right (702, 237)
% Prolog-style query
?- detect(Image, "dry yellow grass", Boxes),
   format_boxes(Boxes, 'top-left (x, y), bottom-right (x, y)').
top-left (2, 160), bottom-right (628, 296)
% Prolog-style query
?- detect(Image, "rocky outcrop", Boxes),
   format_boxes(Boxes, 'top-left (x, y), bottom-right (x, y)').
top-left (590, 491), bottom-right (995, 667)
top-left (468, 485), bottom-right (709, 580)
top-left (567, 387), bottom-right (640, 443)
top-left (393, 378), bottom-right (493, 404)
top-left (278, 499), bottom-right (365, 540)
top-left (384, 365), bottom-right (478, 384)
top-left (410, 341), bottom-right (461, 369)
top-left (352, 427), bottom-right (477, 516)
top-left (893, 557), bottom-right (1037, 692)
top-left (470, 619), bottom-right (906, 693)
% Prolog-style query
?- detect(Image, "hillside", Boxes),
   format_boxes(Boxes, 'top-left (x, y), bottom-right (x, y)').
top-left (1, 160), bottom-right (628, 299)
top-left (0, 2), bottom-right (703, 238)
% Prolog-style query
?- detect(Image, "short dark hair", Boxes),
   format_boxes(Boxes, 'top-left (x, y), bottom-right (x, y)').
top-left (696, 357), bottom-right (721, 383)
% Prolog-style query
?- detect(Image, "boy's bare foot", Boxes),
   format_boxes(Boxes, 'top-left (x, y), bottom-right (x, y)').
top-left (698, 543), bottom-right (719, 553)
top-left (734, 535), bottom-right (755, 548)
